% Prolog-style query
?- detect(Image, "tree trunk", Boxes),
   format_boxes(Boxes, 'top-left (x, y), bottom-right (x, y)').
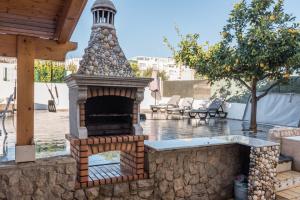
top-left (250, 80), bottom-right (258, 133)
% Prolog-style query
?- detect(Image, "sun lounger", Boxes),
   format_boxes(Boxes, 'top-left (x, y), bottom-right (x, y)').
top-left (188, 98), bottom-right (227, 120)
top-left (167, 97), bottom-right (194, 115)
top-left (150, 95), bottom-right (181, 112)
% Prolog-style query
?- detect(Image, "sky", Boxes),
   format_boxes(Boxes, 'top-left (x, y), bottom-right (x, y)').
top-left (68, 0), bottom-right (300, 59)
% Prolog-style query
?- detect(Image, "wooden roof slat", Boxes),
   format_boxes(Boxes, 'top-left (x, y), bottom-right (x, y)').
top-left (0, 0), bottom-right (87, 50)
top-left (0, 29), bottom-right (52, 40)
top-left (0, 0), bottom-right (65, 20)
top-left (0, 26), bottom-right (53, 39)
top-left (55, 0), bottom-right (88, 43)
top-left (0, 9), bottom-right (58, 21)
top-left (0, 21), bottom-right (54, 34)
top-left (0, 13), bottom-right (56, 29)
top-left (0, 0), bottom-right (65, 7)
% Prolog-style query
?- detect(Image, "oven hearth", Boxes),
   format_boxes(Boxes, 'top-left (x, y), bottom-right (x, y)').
top-left (65, 76), bottom-right (151, 187)
top-left (67, 134), bottom-right (148, 188)
top-left (84, 87), bottom-right (135, 136)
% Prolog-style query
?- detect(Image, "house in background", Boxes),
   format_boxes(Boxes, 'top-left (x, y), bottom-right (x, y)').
top-left (130, 56), bottom-right (195, 80)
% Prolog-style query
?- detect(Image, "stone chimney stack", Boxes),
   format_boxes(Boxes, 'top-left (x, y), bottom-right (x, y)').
top-left (77, 0), bottom-right (134, 77)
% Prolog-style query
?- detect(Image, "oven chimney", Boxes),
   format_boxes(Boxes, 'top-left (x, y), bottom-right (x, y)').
top-left (77, 0), bottom-right (134, 78)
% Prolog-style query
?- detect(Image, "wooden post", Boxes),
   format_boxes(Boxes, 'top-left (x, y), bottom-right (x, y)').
top-left (16, 36), bottom-right (35, 162)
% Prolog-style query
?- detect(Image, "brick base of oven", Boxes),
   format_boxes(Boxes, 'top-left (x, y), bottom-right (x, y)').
top-left (66, 134), bottom-right (148, 188)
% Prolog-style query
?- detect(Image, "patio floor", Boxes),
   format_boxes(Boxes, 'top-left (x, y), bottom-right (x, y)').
top-left (0, 110), bottom-right (275, 162)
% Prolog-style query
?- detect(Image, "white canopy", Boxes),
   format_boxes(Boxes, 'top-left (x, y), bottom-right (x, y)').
top-left (243, 93), bottom-right (300, 127)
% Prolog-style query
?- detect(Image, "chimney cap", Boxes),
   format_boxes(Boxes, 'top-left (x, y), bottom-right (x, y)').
top-left (92, 0), bottom-right (117, 12)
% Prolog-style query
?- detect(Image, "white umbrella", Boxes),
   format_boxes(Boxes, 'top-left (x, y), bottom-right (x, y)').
top-left (149, 70), bottom-right (161, 105)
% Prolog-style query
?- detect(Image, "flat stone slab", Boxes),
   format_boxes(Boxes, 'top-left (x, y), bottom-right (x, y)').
top-left (282, 136), bottom-right (300, 171)
top-left (145, 135), bottom-right (279, 151)
top-left (283, 136), bottom-right (300, 141)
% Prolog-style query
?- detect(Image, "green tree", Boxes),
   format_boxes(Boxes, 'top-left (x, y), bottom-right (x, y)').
top-left (129, 60), bottom-right (142, 77)
top-left (166, 0), bottom-right (300, 132)
top-left (35, 61), bottom-right (66, 83)
top-left (142, 68), bottom-right (169, 81)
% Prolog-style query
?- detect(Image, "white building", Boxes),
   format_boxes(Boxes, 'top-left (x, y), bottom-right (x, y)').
top-left (130, 56), bottom-right (195, 80)
top-left (0, 56), bottom-right (196, 82)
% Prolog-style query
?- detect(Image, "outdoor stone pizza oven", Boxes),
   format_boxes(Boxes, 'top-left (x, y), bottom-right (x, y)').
top-left (65, 76), bottom-right (150, 139)
top-left (65, 0), bottom-right (151, 140)
top-left (65, 0), bottom-right (152, 187)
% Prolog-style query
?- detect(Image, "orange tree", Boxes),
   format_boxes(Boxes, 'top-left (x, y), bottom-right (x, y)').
top-left (35, 61), bottom-right (66, 83)
top-left (167, 0), bottom-right (300, 132)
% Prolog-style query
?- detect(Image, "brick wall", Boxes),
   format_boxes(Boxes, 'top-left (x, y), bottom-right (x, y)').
top-left (67, 134), bottom-right (148, 188)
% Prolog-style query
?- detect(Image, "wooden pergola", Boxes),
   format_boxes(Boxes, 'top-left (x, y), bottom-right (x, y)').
top-left (0, 0), bottom-right (88, 162)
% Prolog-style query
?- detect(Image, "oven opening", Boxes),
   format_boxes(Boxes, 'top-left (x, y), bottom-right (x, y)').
top-left (85, 96), bottom-right (134, 136)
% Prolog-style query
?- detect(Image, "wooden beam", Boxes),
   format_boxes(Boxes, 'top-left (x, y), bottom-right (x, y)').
top-left (54, 0), bottom-right (88, 43)
top-left (16, 36), bottom-right (35, 146)
top-left (35, 37), bottom-right (77, 61)
top-left (0, 34), bottom-right (77, 61)
top-left (0, 34), bottom-right (16, 57)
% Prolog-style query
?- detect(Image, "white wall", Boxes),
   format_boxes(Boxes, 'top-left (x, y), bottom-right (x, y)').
top-left (140, 88), bottom-right (155, 110)
top-left (0, 82), bottom-right (156, 110)
top-left (0, 81), bottom-right (15, 101)
top-left (0, 81), bottom-right (69, 110)
top-left (226, 103), bottom-right (246, 120)
top-left (0, 81), bottom-right (247, 119)
top-left (34, 83), bottom-right (69, 110)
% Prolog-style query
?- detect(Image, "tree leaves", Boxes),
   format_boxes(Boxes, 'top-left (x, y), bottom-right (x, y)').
top-left (34, 61), bottom-right (66, 83)
top-left (168, 0), bottom-right (300, 87)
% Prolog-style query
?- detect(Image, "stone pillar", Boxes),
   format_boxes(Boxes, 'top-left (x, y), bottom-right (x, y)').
top-left (133, 88), bottom-right (145, 135)
top-left (248, 145), bottom-right (280, 200)
top-left (107, 11), bottom-right (110, 24)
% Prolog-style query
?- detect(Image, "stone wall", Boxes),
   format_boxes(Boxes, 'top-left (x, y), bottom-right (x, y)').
top-left (75, 180), bottom-right (154, 200)
top-left (162, 80), bottom-right (211, 99)
top-left (0, 156), bottom-right (154, 200)
top-left (146, 144), bottom-right (242, 200)
top-left (75, 144), bottom-right (242, 200)
top-left (268, 127), bottom-right (300, 144)
top-left (0, 144), bottom-right (244, 200)
top-left (0, 143), bottom-right (279, 200)
top-left (248, 146), bottom-right (280, 200)
top-left (0, 156), bottom-right (77, 200)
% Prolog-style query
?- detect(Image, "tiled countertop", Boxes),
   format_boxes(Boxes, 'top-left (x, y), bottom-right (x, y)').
top-left (145, 135), bottom-right (279, 151)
